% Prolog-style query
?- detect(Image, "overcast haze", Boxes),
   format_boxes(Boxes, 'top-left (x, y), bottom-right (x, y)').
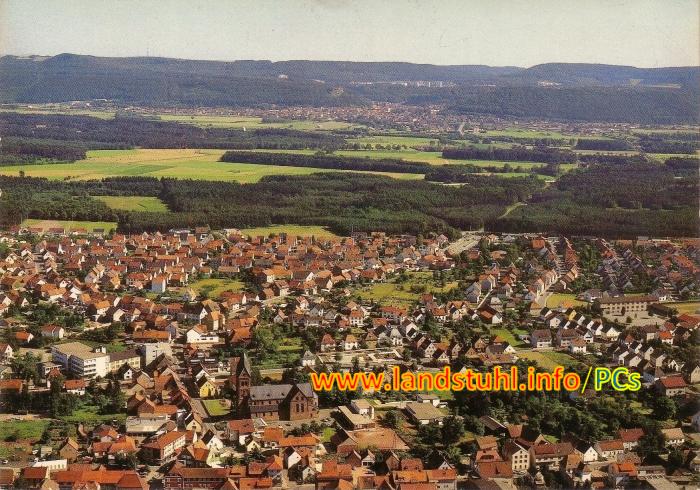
top-left (1, 0), bottom-right (698, 67)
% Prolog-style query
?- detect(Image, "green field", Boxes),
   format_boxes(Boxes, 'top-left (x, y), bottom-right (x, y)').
top-left (491, 327), bottom-right (528, 347)
top-left (354, 271), bottom-right (458, 306)
top-left (159, 114), bottom-right (362, 131)
top-left (241, 225), bottom-right (339, 237)
top-left (190, 278), bottom-right (245, 298)
top-left (0, 107), bottom-right (361, 130)
top-left (21, 218), bottom-right (117, 233)
top-left (0, 106), bottom-right (116, 119)
top-left (59, 405), bottom-right (126, 424)
top-left (94, 195), bottom-right (170, 212)
top-left (546, 293), bottom-right (587, 309)
top-left (201, 399), bottom-right (231, 417)
top-left (517, 350), bottom-right (581, 370)
top-left (0, 420), bottom-right (50, 442)
top-left (0, 148), bottom-right (423, 183)
top-left (479, 128), bottom-right (573, 139)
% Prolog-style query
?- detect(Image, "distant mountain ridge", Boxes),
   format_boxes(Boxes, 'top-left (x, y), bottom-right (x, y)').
top-left (3, 54), bottom-right (698, 85)
top-left (0, 54), bottom-right (698, 123)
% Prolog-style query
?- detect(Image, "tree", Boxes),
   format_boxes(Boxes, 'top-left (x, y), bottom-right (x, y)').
top-left (652, 396), bottom-right (677, 420)
top-left (383, 410), bottom-right (403, 430)
top-left (441, 416), bottom-right (465, 445)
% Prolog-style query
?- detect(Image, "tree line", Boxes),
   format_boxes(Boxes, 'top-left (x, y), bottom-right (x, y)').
top-left (574, 138), bottom-right (632, 151)
top-left (0, 112), bottom-right (346, 151)
top-left (442, 145), bottom-right (576, 164)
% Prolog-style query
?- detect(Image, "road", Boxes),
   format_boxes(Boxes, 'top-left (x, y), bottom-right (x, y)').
top-left (447, 233), bottom-right (480, 256)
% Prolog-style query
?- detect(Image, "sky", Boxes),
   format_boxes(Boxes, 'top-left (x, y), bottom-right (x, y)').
top-left (1, 0), bottom-right (698, 67)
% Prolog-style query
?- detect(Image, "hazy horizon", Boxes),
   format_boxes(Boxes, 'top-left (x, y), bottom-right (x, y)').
top-left (5, 52), bottom-right (700, 70)
top-left (1, 0), bottom-right (698, 68)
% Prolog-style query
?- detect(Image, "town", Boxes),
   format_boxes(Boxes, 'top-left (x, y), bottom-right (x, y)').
top-left (0, 226), bottom-right (697, 489)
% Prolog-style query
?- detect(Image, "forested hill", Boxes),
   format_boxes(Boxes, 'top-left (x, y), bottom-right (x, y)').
top-left (1, 54), bottom-right (698, 123)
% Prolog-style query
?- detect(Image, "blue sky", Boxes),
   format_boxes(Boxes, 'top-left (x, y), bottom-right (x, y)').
top-left (1, 0), bottom-right (697, 67)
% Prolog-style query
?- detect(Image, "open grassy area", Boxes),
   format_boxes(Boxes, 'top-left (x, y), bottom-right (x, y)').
top-left (479, 128), bottom-right (574, 139)
top-left (491, 327), bottom-right (528, 347)
top-left (94, 195), bottom-right (170, 212)
top-left (546, 293), bottom-right (587, 309)
top-left (21, 218), bottom-right (117, 233)
top-left (666, 301), bottom-right (700, 315)
top-left (320, 427), bottom-right (336, 443)
top-left (0, 148), bottom-right (423, 183)
top-left (241, 225), bottom-right (339, 238)
top-left (59, 405), bottom-right (126, 424)
top-left (0, 420), bottom-right (50, 442)
top-left (201, 399), bottom-right (231, 417)
top-left (516, 350), bottom-right (581, 370)
top-left (159, 114), bottom-right (362, 131)
top-left (354, 271), bottom-right (458, 306)
top-left (190, 278), bottom-right (245, 298)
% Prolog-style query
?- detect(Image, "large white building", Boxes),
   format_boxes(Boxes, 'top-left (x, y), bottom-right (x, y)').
top-left (51, 342), bottom-right (109, 379)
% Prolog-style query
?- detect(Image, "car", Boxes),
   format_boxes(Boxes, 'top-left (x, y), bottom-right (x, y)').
top-left (1, 459), bottom-right (8, 464)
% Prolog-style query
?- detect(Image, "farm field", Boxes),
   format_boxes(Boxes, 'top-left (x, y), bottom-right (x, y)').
top-left (479, 128), bottom-right (574, 139)
top-left (241, 225), bottom-right (339, 238)
top-left (245, 148), bottom-right (566, 170)
top-left (0, 105), bottom-right (116, 119)
top-left (158, 114), bottom-right (362, 131)
top-left (21, 218), bottom-right (117, 233)
top-left (666, 301), bottom-right (700, 315)
top-left (189, 278), bottom-right (245, 298)
top-left (94, 195), bottom-right (170, 212)
top-left (0, 148), bottom-right (423, 182)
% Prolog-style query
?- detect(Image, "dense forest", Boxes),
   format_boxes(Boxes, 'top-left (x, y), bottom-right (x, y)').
top-left (0, 112), bottom-right (346, 151)
top-left (219, 151), bottom-right (558, 179)
top-left (0, 137), bottom-right (87, 163)
top-left (0, 173), bottom-right (541, 236)
top-left (219, 150), bottom-right (431, 174)
top-left (1, 160), bottom-right (696, 237)
top-left (494, 162), bottom-right (699, 237)
top-left (574, 138), bottom-right (632, 151)
top-left (2, 55), bottom-right (698, 123)
top-left (442, 146), bottom-right (576, 164)
top-left (638, 133), bottom-right (700, 154)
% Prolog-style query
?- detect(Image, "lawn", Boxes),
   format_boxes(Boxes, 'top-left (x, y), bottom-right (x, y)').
top-left (201, 399), bottom-right (231, 417)
top-left (21, 218), bottom-right (117, 233)
top-left (0, 420), bottom-right (50, 442)
top-left (241, 225), bottom-right (339, 238)
top-left (516, 350), bottom-right (581, 371)
top-left (546, 293), bottom-right (587, 309)
top-left (491, 327), bottom-right (528, 347)
top-left (255, 337), bottom-right (304, 369)
top-left (354, 271), bottom-right (458, 306)
top-left (0, 148), bottom-right (423, 183)
top-left (94, 195), bottom-right (170, 212)
top-left (190, 278), bottom-right (245, 299)
top-left (59, 405), bottom-right (126, 424)
top-left (320, 427), bottom-right (336, 443)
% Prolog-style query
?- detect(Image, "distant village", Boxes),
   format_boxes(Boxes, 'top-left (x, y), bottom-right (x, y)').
top-left (0, 226), bottom-right (698, 490)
